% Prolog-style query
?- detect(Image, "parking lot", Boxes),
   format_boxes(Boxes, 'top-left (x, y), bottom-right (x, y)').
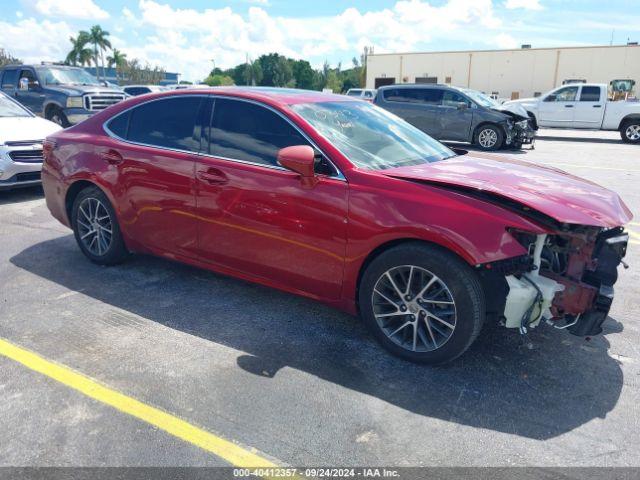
top-left (1, 129), bottom-right (639, 468)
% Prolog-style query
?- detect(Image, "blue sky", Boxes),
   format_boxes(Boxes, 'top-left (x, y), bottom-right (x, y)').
top-left (1, 0), bottom-right (639, 81)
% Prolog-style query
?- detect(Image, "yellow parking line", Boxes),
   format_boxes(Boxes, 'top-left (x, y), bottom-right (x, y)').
top-left (0, 337), bottom-right (277, 468)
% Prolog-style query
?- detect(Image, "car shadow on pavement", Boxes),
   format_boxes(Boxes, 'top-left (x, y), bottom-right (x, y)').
top-left (0, 186), bottom-right (43, 205)
top-left (535, 135), bottom-right (622, 144)
top-left (444, 142), bottom-right (529, 155)
top-left (11, 236), bottom-right (624, 441)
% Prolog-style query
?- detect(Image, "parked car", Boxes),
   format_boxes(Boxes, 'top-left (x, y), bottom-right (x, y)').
top-left (0, 92), bottom-right (61, 190)
top-left (346, 88), bottom-right (376, 102)
top-left (123, 85), bottom-right (167, 97)
top-left (374, 84), bottom-right (535, 150)
top-left (42, 88), bottom-right (631, 364)
top-left (504, 83), bottom-right (640, 143)
top-left (0, 64), bottom-right (126, 127)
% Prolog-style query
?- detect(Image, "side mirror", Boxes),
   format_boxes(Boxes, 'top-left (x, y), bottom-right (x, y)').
top-left (28, 80), bottom-right (40, 90)
top-left (278, 145), bottom-right (315, 175)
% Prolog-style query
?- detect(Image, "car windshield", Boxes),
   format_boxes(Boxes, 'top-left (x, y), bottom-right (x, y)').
top-left (460, 88), bottom-right (498, 108)
top-left (36, 67), bottom-right (100, 86)
top-left (0, 94), bottom-right (31, 117)
top-left (291, 101), bottom-right (455, 170)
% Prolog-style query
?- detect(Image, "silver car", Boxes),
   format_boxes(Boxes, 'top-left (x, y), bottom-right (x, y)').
top-left (0, 92), bottom-right (61, 190)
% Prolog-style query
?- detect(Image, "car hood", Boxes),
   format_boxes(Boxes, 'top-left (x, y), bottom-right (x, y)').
top-left (492, 103), bottom-right (529, 120)
top-left (0, 116), bottom-right (62, 144)
top-left (382, 154), bottom-right (633, 228)
top-left (46, 85), bottom-right (123, 96)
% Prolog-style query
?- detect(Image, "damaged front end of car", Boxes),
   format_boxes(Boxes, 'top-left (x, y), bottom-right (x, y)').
top-left (480, 226), bottom-right (629, 337)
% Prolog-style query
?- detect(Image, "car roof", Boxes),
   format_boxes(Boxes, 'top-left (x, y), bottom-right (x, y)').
top-left (378, 83), bottom-right (449, 90)
top-left (137, 86), bottom-right (359, 106)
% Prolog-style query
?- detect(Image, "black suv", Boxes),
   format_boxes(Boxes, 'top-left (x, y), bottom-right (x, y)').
top-left (0, 64), bottom-right (125, 127)
top-left (374, 84), bottom-right (534, 150)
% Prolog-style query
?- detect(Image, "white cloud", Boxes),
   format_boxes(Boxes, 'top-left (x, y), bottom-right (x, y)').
top-left (493, 33), bottom-right (519, 49)
top-left (505, 0), bottom-right (543, 10)
top-left (122, 0), bottom-right (506, 80)
top-left (22, 0), bottom-right (109, 19)
top-left (0, 17), bottom-right (74, 63)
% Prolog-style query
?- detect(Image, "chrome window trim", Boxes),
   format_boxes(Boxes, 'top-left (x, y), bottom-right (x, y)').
top-left (102, 93), bottom-right (346, 181)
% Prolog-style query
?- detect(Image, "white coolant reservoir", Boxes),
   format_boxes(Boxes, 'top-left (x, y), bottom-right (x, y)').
top-left (503, 274), bottom-right (565, 329)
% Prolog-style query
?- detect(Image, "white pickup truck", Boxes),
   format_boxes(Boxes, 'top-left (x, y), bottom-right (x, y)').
top-left (504, 83), bottom-right (640, 144)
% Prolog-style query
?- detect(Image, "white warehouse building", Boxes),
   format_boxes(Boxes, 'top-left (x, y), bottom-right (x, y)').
top-left (365, 44), bottom-right (640, 100)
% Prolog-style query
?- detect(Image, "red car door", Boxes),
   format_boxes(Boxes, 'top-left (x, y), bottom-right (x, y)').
top-left (102, 95), bottom-right (207, 258)
top-left (195, 97), bottom-right (348, 299)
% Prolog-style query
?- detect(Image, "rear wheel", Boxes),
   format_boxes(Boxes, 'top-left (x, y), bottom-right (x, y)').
top-left (620, 120), bottom-right (640, 144)
top-left (71, 186), bottom-right (128, 265)
top-left (475, 124), bottom-right (504, 151)
top-left (358, 243), bottom-right (485, 364)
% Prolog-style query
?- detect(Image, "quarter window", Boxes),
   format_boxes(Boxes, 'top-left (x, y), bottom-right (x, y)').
top-left (207, 98), bottom-right (308, 167)
top-left (127, 96), bottom-right (204, 152)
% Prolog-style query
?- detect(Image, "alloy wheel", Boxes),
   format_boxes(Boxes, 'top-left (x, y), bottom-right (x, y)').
top-left (371, 265), bottom-right (457, 353)
top-left (478, 128), bottom-right (498, 148)
top-left (76, 197), bottom-right (113, 256)
top-left (626, 124), bottom-right (640, 141)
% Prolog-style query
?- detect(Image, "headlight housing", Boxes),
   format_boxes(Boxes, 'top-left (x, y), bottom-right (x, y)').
top-left (516, 119), bottom-right (529, 128)
top-left (66, 96), bottom-right (84, 109)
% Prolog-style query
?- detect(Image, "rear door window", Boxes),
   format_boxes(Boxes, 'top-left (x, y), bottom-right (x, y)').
top-left (579, 86), bottom-right (601, 102)
top-left (1, 69), bottom-right (18, 90)
top-left (127, 96), bottom-right (204, 152)
top-left (207, 98), bottom-right (307, 167)
top-left (383, 88), bottom-right (442, 104)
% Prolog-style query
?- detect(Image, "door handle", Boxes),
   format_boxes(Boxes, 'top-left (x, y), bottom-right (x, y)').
top-left (198, 168), bottom-right (227, 185)
top-left (593, 105), bottom-right (602, 108)
top-left (102, 149), bottom-right (123, 165)
top-left (564, 105), bottom-right (574, 108)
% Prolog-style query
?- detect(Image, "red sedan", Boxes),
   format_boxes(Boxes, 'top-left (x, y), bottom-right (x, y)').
top-left (42, 88), bottom-right (632, 364)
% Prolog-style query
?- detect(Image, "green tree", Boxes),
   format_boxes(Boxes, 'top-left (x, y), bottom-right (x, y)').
top-left (84, 25), bottom-right (111, 81)
top-left (65, 32), bottom-right (92, 66)
top-left (203, 74), bottom-right (234, 86)
top-left (106, 48), bottom-right (127, 84)
top-left (290, 59), bottom-right (315, 90)
top-left (123, 58), bottom-right (165, 85)
top-left (324, 70), bottom-right (343, 93)
top-left (258, 53), bottom-right (292, 87)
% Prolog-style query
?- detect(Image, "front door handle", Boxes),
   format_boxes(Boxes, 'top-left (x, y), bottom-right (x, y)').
top-left (198, 168), bottom-right (227, 185)
top-left (564, 104), bottom-right (574, 108)
top-left (102, 149), bottom-right (123, 165)
top-left (593, 105), bottom-right (602, 108)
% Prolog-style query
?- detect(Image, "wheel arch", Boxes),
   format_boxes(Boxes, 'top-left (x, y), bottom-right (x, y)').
top-left (65, 179), bottom-right (105, 221)
top-left (526, 111), bottom-right (538, 130)
top-left (44, 101), bottom-right (64, 119)
top-left (618, 114), bottom-right (640, 131)
top-left (354, 237), bottom-right (475, 314)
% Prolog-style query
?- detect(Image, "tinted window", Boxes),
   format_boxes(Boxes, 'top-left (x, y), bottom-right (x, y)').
top-left (107, 110), bottom-right (130, 138)
top-left (580, 86), bottom-right (601, 101)
top-left (383, 88), bottom-right (442, 104)
top-left (208, 98), bottom-right (307, 167)
top-left (1, 69), bottom-right (18, 89)
top-left (363, 91), bottom-right (374, 98)
top-left (347, 90), bottom-right (362, 97)
top-left (128, 96), bottom-right (203, 152)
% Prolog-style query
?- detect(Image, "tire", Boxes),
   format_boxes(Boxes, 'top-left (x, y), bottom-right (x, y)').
top-left (475, 124), bottom-right (504, 151)
top-left (47, 106), bottom-right (71, 128)
top-left (71, 186), bottom-right (128, 265)
top-left (358, 243), bottom-right (485, 364)
top-left (620, 120), bottom-right (640, 144)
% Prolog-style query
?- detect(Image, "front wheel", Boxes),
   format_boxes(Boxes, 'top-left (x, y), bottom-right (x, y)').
top-left (475, 125), bottom-right (504, 151)
top-left (358, 243), bottom-right (485, 364)
top-left (47, 107), bottom-right (71, 128)
top-left (71, 186), bottom-right (129, 265)
top-left (620, 120), bottom-right (640, 144)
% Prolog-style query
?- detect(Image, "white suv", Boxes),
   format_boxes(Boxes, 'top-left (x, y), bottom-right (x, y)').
top-left (0, 92), bottom-right (61, 190)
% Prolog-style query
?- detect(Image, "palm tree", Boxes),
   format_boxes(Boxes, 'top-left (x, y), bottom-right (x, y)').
top-left (85, 25), bottom-right (112, 82)
top-left (107, 49), bottom-right (127, 84)
top-left (65, 32), bottom-right (92, 67)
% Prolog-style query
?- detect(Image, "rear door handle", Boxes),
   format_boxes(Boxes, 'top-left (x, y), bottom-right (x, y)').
top-left (198, 168), bottom-right (227, 185)
top-left (102, 149), bottom-right (123, 165)
top-left (565, 105), bottom-right (574, 108)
